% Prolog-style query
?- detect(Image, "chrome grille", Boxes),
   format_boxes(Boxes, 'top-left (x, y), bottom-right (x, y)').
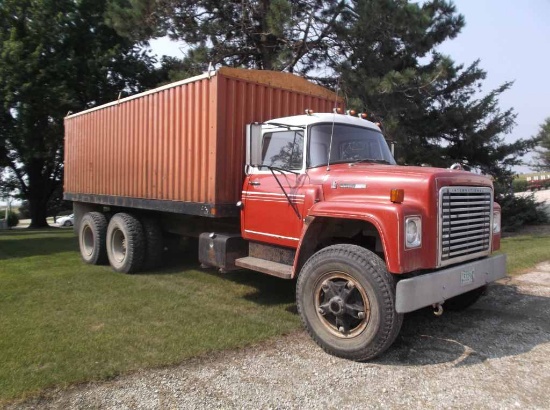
top-left (439, 186), bottom-right (493, 266)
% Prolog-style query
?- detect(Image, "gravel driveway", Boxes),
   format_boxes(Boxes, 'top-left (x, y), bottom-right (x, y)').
top-left (9, 263), bottom-right (550, 410)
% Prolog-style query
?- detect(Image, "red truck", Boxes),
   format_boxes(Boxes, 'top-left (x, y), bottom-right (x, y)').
top-left (64, 67), bottom-right (506, 360)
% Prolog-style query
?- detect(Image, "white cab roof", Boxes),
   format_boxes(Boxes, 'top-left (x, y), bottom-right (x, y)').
top-left (266, 113), bottom-right (382, 131)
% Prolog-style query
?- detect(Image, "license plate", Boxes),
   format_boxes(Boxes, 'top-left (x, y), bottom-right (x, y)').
top-left (461, 268), bottom-right (475, 286)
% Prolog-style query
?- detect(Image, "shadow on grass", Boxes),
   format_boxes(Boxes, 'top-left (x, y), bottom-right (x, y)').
top-left (0, 234), bottom-right (76, 260)
top-left (374, 282), bottom-right (550, 367)
top-left (148, 246), bottom-right (297, 308)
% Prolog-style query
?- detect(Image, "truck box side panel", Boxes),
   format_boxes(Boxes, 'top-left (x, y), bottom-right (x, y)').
top-left (65, 75), bottom-right (217, 204)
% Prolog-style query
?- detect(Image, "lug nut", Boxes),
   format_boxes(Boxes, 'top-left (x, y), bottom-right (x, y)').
top-left (346, 281), bottom-right (355, 289)
top-left (338, 326), bottom-right (345, 333)
top-left (318, 307), bottom-right (326, 315)
top-left (358, 311), bottom-right (365, 319)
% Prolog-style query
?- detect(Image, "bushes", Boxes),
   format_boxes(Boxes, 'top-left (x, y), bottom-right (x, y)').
top-left (497, 192), bottom-right (549, 232)
top-left (512, 179), bottom-right (528, 192)
top-left (0, 210), bottom-right (19, 228)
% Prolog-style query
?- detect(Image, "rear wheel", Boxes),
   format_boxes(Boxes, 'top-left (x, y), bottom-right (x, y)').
top-left (79, 212), bottom-right (108, 265)
top-left (296, 244), bottom-right (403, 361)
top-left (106, 213), bottom-right (145, 273)
top-left (141, 217), bottom-right (164, 270)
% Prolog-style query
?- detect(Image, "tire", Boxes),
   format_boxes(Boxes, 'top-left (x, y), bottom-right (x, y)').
top-left (141, 217), bottom-right (164, 270)
top-left (63, 220), bottom-right (72, 227)
top-left (444, 285), bottom-right (487, 311)
top-left (106, 213), bottom-right (145, 273)
top-left (296, 244), bottom-right (403, 361)
top-left (79, 212), bottom-right (108, 265)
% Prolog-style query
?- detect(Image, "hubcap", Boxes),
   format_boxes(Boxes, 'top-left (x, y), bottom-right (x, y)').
top-left (111, 228), bottom-right (127, 263)
top-left (314, 272), bottom-right (370, 338)
top-left (82, 225), bottom-right (94, 257)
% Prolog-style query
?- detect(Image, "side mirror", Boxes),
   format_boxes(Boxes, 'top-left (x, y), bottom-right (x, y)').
top-left (246, 123), bottom-right (263, 166)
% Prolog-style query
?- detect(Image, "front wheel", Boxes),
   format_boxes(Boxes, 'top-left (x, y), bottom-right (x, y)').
top-left (296, 244), bottom-right (403, 361)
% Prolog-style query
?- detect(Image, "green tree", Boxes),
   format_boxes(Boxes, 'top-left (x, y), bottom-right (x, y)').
top-left (0, 0), bottom-right (163, 227)
top-left (334, 0), bottom-right (535, 183)
top-left (106, 0), bottom-right (347, 74)
top-left (533, 117), bottom-right (550, 171)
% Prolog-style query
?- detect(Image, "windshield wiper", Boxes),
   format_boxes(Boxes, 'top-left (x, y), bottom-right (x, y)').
top-left (254, 164), bottom-right (300, 175)
top-left (251, 164), bottom-right (302, 220)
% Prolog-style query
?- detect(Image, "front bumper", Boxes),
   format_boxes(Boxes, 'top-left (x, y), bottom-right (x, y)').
top-left (395, 254), bottom-right (507, 313)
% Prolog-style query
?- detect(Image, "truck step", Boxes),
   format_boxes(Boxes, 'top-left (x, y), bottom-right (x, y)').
top-left (234, 257), bottom-right (293, 279)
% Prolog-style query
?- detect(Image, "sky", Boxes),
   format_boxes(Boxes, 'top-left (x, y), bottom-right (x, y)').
top-left (149, 0), bottom-right (550, 174)
top-left (437, 0), bottom-right (550, 173)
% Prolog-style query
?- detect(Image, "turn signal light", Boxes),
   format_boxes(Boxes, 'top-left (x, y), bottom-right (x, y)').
top-left (390, 189), bottom-right (405, 203)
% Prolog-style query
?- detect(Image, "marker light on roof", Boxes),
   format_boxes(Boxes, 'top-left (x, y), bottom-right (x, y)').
top-left (305, 109), bottom-right (314, 115)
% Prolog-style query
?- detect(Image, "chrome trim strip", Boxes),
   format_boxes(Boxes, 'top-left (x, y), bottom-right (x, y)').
top-left (242, 191), bottom-right (305, 198)
top-left (244, 230), bottom-right (300, 241)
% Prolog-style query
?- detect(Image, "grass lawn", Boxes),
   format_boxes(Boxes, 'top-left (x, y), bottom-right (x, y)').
top-left (0, 229), bottom-right (300, 402)
top-left (0, 228), bottom-right (548, 402)
top-left (499, 232), bottom-right (550, 275)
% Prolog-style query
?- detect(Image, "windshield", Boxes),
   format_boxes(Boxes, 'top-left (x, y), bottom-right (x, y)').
top-left (308, 124), bottom-right (396, 167)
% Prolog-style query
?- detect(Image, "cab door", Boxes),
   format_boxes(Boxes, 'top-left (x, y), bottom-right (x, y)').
top-left (241, 126), bottom-right (308, 248)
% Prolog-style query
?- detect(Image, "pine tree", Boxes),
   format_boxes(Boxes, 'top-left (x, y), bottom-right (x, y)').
top-left (533, 118), bottom-right (550, 171)
top-left (334, 0), bottom-right (535, 182)
top-left (106, 0), bottom-right (347, 74)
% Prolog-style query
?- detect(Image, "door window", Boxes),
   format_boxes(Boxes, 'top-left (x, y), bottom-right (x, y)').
top-left (261, 131), bottom-right (304, 169)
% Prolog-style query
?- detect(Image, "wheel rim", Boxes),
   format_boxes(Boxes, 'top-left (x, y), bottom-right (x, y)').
top-left (82, 225), bottom-right (95, 257)
top-left (314, 271), bottom-right (371, 338)
top-left (110, 228), bottom-right (127, 264)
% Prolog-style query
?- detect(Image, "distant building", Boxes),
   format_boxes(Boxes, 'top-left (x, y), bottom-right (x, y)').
top-left (519, 172), bottom-right (550, 182)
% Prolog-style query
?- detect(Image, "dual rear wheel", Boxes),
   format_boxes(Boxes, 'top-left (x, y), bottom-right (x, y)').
top-left (78, 212), bottom-right (163, 273)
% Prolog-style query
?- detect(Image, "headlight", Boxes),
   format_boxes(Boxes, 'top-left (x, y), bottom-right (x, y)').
top-left (405, 216), bottom-right (422, 248)
top-left (493, 210), bottom-right (501, 234)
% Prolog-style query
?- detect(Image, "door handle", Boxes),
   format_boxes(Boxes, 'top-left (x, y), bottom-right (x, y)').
top-left (249, 181), bottom-right (261, 186)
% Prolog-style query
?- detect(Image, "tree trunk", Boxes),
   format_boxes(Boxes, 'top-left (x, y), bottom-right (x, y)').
top-left (27, 161), bottom-right (52, 228)
top-left (28, 194), bottom-right (49, 228)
